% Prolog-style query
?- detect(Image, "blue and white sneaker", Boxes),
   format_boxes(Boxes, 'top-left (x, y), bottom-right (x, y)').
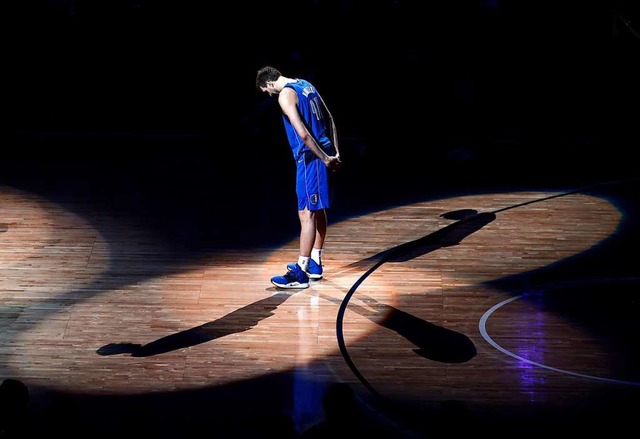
top-left (271, 263), bottom-right (310, 289)
top-left (287, 258), bottom-right (323, 280)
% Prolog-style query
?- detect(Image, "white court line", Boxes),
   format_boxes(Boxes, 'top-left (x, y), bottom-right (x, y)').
top-left (479, 292), bottom-right (640, 387)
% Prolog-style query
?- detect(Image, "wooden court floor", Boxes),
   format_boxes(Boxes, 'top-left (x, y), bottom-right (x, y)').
top-left (1, 171), bottom-right (639, 438)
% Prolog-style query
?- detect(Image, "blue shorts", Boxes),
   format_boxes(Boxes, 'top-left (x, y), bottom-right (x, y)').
top-left (296, 150), bottom-right (331, 211)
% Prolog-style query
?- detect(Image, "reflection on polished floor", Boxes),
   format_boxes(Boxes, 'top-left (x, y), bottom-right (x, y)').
top-left (1, 160), bottom-right (639, 438)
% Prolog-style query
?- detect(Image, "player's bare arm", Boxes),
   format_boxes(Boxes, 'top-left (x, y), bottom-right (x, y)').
top-left (278, 89), bottom-right (334, 166)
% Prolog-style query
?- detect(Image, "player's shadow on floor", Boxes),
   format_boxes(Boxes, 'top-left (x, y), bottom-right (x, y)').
top-left (342, 210), bottom-right (495, 271)
top-left (320, 291), bottom-right (476, 363)
top-left (96, 292), bottom-right (293, 357)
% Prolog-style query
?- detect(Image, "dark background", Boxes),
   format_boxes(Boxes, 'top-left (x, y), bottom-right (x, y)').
top-left (4, 0), bottom-right (640, 242)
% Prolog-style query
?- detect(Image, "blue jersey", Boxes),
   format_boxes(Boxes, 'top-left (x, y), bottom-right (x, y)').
top-left (282, 79), bottom-right (333, 160)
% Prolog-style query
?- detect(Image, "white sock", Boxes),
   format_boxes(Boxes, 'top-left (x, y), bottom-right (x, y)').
top-left (311, 248), bottom-right (323, 266)
top-left (298, 256), bottom-right (310, 272)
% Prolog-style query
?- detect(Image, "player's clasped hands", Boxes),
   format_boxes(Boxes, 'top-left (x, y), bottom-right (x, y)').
top-left (326, 155), bottom-right (343, 172)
